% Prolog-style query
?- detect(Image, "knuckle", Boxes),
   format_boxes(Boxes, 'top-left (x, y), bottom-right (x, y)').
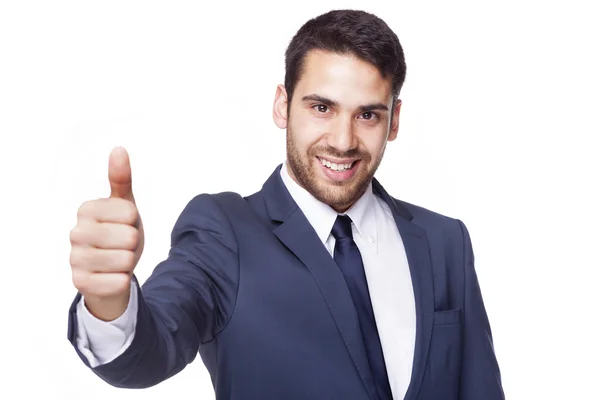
top-left (122, 250), bottom-right (136, 269)
top-left (126, 227), bottom-right (140, 249)
top-left (69, 226), bottom-right (80, 244)
top-left (124, 201), bottom-right (138, 224)
top-left (70, 221), bottom-right (94, 245)
top-left (115, 274), bottom-right (131, 293)
top-left (71, 268), bottom-right (89, 293)
top-left (70, 246), bottom-right (93, 271)
top-left (77, 200), bottom-right (94, 218)
top-left (69, 246), bottom-right (81, 266)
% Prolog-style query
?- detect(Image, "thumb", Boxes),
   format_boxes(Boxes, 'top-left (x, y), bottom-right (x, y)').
top-left (108, 146), bottom-right (135, 202)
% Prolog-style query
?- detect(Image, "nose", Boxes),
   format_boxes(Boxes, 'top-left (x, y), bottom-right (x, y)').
top-left (326, 116), bottom-right (357, 152)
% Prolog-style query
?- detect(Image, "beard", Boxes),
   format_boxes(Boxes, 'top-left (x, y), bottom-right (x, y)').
top-left (286, 127), bottom-right (385, 211)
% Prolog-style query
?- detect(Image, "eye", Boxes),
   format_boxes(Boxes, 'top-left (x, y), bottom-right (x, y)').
top-left (359, 111), bottom-right (379, 120)
top-left (313, 104), bottom-right (329, 113)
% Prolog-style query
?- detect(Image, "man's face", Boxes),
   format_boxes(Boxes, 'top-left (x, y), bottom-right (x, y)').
top-left (273, 50), bottom-right (401, 212)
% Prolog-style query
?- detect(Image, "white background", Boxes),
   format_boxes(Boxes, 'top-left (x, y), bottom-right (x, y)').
top-left (1, 1), bottom-right (599, 399)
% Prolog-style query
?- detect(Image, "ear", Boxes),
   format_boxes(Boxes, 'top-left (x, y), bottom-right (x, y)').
top-left (272, 84), bottom-right (288, 129)
top-left (388, 99), bottom-right (402, 142)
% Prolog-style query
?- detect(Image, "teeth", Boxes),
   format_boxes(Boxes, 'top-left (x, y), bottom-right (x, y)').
top-left (319, 158), bottom-right (353, 171)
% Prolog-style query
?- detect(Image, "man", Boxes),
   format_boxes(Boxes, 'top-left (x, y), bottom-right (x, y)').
top-left (67, 9), bottom-right (504, 400)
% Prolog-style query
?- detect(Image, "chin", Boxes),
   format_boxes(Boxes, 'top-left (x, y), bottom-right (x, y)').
top-left (287, 152), bottom-right (374, 209)
top-left (309, 169), bottom-right (370, 209)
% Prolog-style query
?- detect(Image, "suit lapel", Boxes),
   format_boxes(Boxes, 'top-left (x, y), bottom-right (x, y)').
top-left (261, 165), bottom-right (435, 400)
top-left (372, 178), bottom-right (435, 400)
top-left (273, 210), bottom-right (379, 400)
top-left (262, 165), bottom-right (378, 400)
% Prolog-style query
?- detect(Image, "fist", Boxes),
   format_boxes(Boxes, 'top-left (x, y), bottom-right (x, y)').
top-left (69, 147), bottom-right (145, 316)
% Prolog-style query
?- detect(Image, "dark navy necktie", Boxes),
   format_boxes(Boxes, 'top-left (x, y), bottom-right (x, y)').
top-left (331, 214), bottom-right (393, 400)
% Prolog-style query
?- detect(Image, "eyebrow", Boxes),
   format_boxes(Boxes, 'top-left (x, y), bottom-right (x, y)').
top-left (301, 94), bottom-right (389, 112)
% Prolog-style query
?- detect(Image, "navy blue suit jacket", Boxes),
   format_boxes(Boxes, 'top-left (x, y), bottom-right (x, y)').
top-left (68, 165), bottom-right (504, 399)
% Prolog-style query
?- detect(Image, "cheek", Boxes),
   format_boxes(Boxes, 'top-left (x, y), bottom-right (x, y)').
top-left (295, 110), bottom-right (324, 133)
top-left (290, 114), bottom-right (326, 149)
top-left (359, 130), bottom-right (388, 155)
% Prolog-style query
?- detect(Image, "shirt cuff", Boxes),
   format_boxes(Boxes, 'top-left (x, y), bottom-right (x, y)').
top-left (74, 280), bottom-right (138, 367)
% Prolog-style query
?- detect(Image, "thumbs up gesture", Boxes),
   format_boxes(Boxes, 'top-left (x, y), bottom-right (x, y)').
top-left (70, 147), bottom-right (145, 321)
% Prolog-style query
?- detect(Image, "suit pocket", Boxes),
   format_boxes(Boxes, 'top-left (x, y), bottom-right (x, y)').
top-left (433, 308), bottom-right (461, 326)
top-left (419, 309), bottom-right (463, 399)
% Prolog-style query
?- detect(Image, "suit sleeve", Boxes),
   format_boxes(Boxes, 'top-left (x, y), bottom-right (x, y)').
top-left (457, 219), bottom-right (505, 399)
top-left (67, 193), bottom-right (239, 388)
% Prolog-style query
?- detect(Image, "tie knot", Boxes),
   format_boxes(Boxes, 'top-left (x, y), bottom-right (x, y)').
top-left (331, 214), bottom-right (354, 240)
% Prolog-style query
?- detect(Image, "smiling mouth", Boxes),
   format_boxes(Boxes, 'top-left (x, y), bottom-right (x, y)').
top-left (316, 156), bottom-right (358, 172)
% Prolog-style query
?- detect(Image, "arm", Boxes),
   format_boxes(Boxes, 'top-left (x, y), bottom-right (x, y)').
top-left (67, 193), bottom-right (239, 388)
top-left (457, 219), bottom-right (505, 399)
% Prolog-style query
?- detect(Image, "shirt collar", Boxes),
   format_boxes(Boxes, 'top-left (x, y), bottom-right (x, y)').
top-left (279, 161), bottom-right (378, 252)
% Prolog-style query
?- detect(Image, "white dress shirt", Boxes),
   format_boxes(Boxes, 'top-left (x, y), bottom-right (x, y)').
top-left (75, 162), bottom-right (416, 399)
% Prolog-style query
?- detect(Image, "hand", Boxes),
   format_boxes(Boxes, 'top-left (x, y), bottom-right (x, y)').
top-left (69, 147), bottom-right (145, 321)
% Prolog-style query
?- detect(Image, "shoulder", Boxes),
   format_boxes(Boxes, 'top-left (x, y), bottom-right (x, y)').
top-left (170, 191), bottom-right (246, 252)
top-left (387, 195), bottom-right (463, 231)
top-left (398, 198), bottom-right (456, 222)
top-left (384, 195), bottom-right (471, 253)
top-left (183, 191), bottom-right (245, 212)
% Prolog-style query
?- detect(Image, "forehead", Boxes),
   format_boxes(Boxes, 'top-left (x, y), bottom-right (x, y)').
top-left (295, 50), bottom-right (393, 103)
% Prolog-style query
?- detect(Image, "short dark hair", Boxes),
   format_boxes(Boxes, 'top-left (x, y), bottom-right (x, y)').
top-left (284, 9), bottom-right (406, 106)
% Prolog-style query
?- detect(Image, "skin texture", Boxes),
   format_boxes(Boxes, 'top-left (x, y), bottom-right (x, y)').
top-left (273, 50), bottom-right (402, 212)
